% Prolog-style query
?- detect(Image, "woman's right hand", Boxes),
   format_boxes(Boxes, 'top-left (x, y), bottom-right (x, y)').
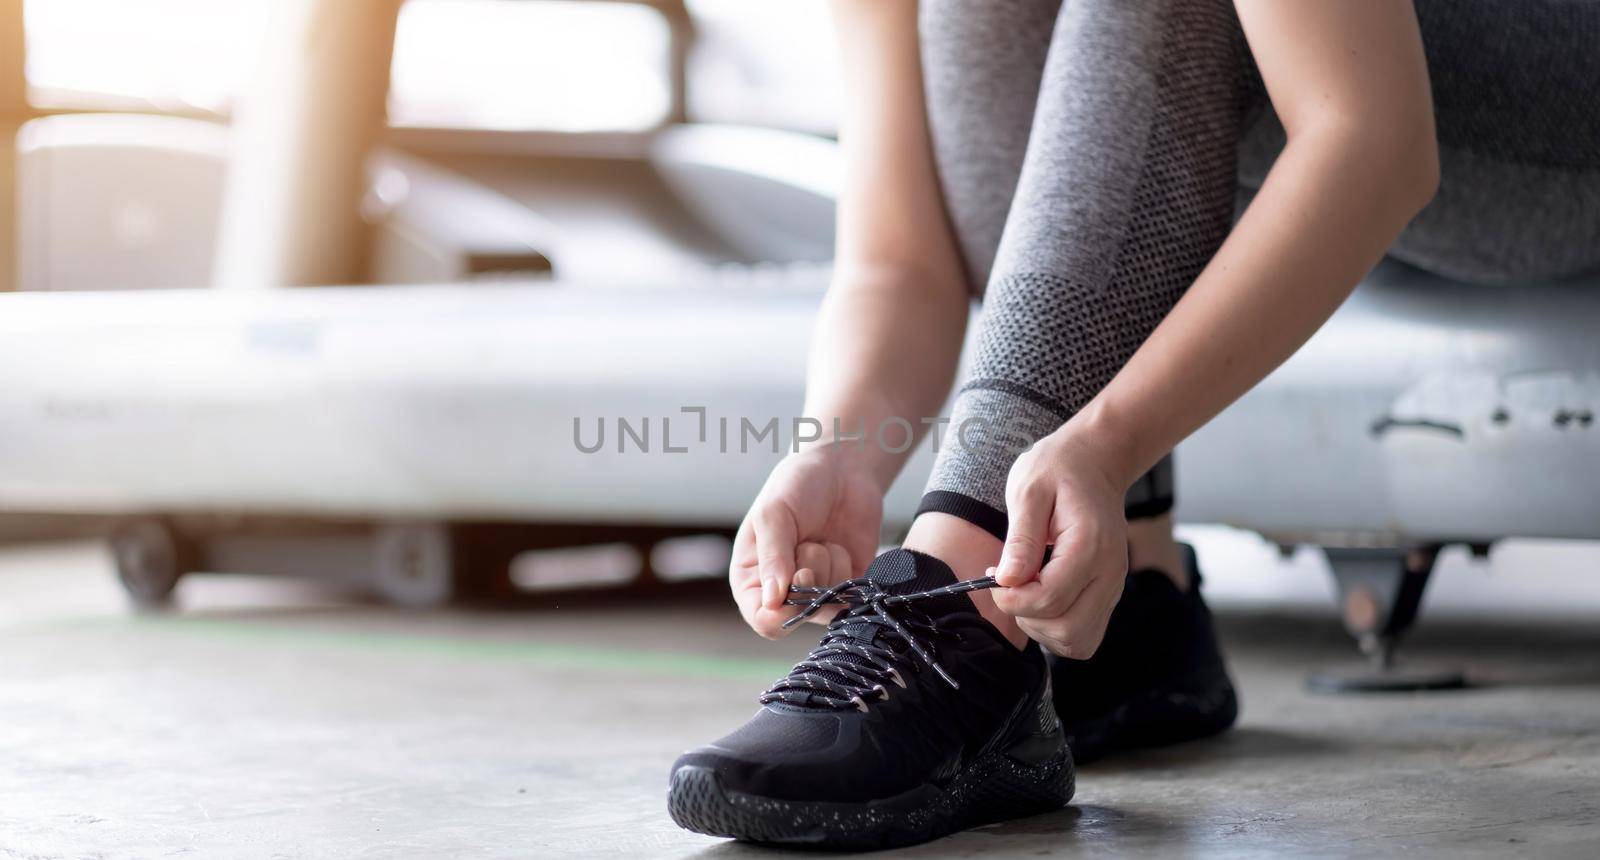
top-left (730, 442), bottom-right (885, 638)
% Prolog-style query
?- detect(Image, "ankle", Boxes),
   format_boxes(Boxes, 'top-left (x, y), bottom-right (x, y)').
top-left (1127, 514), bottom-right (1189, 592)
top-left (902, 512), bottom-right (1029, 650)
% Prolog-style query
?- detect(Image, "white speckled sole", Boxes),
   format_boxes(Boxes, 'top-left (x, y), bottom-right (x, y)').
top-left (667, 737), bottom-right (1074, 850)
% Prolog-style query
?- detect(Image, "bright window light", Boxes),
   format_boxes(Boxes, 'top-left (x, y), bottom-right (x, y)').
top-left (389, 0), bottom-right (672, 132)
top-left (24, 0), bottom-right (268, 114)
top-left (23, 0), bottom-right (673, 132)
top-left (685, 0), bottom-right (839, 135)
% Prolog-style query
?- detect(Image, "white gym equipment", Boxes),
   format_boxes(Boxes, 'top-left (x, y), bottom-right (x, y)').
top-left (0, 0), bottom-right (1593, 688)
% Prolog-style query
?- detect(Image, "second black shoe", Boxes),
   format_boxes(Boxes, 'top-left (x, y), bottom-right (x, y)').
top-left (1050, 543), bottom-right (1239, 763)
top-left (668, 548), bottom-right (1074, 850)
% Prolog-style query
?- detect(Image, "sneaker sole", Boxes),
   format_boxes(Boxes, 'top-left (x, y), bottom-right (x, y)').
top-left (667, 741), bottom-right (1074, 850)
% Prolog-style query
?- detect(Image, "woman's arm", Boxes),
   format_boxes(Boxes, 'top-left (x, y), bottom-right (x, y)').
top-left (993, 0), bottom-right (1439, 653)
top-left (1070, 0), bottom-right (1440, 486)
top-left (730, 0), bottom-right (968, 634)
top-left (806, 0), bottom-right (969, 491)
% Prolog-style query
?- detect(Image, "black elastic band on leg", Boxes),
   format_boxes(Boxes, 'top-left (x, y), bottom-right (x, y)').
top-left (916, 491), bottom-right (1009, 543)
top-left (1123, 454), bottom-right (1175, 520)
top-left (1124, 496), bottom-right (1175, 520)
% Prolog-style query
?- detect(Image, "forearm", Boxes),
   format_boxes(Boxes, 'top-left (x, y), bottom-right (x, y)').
top-left (804, 0), bottom-right (969, 491)
top-left (1070, 125), bottom-right (1438, 488)
top-left (802, 267), bottom-right (967, 488)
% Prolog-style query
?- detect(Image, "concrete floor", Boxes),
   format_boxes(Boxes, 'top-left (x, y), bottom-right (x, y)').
top-left (4, 542), bottom-right (1599, 859)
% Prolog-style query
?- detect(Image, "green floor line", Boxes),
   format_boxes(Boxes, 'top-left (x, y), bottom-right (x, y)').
top-left (32, 615), bottom-right (794, 682)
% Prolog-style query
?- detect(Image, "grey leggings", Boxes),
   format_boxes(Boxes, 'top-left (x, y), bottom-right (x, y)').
top-left (915, 0), bottom-right (1600, 540)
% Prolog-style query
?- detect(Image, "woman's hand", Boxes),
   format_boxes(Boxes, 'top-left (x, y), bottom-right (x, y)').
top-left (724, 0), bottom-right (970, 640)
top-left (730, 443), bottom-right (885, 638)
top-left (988, 426), bottom-right (1131, 659)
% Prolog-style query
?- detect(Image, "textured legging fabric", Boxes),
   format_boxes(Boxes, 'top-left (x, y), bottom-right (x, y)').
top-left (915, 0), bottom-right (1600, 539)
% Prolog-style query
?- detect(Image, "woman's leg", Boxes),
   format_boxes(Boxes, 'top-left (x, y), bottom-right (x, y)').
top-left (913, 0), bottom-right (1248, 591)
top-left (1392, 0), bottom-right (1600, 281)
top-left (911, 0), bottom-right (1063, 644)
top-left (918, 0), bottom-right (1062, 297)
top-left (1232, 1), bottom-right (1600, 284)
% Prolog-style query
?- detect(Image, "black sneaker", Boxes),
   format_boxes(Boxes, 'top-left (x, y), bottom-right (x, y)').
top-left (667, 548), bottom-right (1074, 850)
top-left (1050, 543), bottom-right (1238, 762)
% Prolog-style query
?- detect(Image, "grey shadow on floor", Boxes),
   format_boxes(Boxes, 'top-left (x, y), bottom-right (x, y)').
top-left (681, 804), bottom-right (1201, 857)
top-left (1081, 726), bottom-right (1342, 775)
top-left (680, 806), bottom-right (1089, 857)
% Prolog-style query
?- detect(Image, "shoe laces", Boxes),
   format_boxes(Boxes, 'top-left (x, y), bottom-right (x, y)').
top-left (757, 576), bottom-right (1000, 712)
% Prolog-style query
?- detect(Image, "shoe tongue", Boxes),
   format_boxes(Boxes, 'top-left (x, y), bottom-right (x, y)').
top-left (866, 547), bottom-right (955, 592)
top-left (856, 548), bottom-right (976, 620)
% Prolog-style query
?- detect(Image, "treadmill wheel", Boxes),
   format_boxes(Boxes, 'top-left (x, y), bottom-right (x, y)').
top-left (373, 522), bottom-right (455, 607)
top-left (110, 519), bottom-right (192, 611)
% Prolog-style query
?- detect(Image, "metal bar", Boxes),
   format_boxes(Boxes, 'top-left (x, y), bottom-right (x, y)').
top-left (0, 0), bottom-right (26, 292)
top-left (213, 0), bottom-right (403, 288)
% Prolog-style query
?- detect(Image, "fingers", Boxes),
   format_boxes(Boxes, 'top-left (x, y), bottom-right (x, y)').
top-left (827, 543), bottom-right (853, 583)
top-left (995, 483), bottom-right (1051, 586)
top-left (1016, 570), bottom-right (1125, 660)
top-left (795, 542), bottom-right (830, 587)
top-left (732, 506), bottom-right (861, 638)
top-left (731, 513), bottom-right (805, 640)
top-left (789, 540), bottom-right (851, 626)
top-left (842, 527), bottom-right (877, 582)
top-left (1004, 529), bottom-right (1128, 659)
top-left (726, 444), bottom-right (887, 640)
top-left (991, 535), bottom-right (1088, 619)
top-left (752, 506), bottom-right (798, 611)
top-left (728, 518), bottom-right (775, 637)
top-left (795, 540), bottom-right (851, 589)
top-left (992, 570), bottom-right (1084, 622)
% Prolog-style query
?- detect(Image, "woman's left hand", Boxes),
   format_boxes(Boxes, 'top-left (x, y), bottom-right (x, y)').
top-left (987, 426), bottom-right (1131, 659)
